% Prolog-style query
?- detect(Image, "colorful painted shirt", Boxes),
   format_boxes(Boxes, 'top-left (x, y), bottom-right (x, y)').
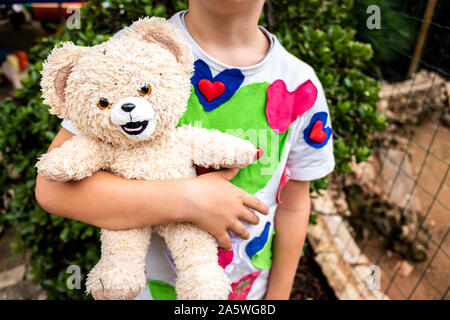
top-left (61, 10), bottom-right (335, 300)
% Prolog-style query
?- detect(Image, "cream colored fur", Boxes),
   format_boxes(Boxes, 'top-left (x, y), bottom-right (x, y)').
top-left (36, 17), bottom-right (258, 300)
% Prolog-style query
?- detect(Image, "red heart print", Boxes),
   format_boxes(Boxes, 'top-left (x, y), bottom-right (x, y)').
top-left (198, 79), bottom-right (225, 102)
top-left (310, 120), bottom-right (326, 142)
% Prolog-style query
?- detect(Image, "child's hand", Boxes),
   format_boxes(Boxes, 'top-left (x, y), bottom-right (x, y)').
top-left (184, 168), bottom-right (268, 250)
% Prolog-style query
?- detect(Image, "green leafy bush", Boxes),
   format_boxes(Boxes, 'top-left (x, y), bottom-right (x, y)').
top-left (343, 0), bottom-right (421, 80)
top-left (344, 0), bottom-right (419, 63)
top-left (0, 0), bottom-right (384, 299)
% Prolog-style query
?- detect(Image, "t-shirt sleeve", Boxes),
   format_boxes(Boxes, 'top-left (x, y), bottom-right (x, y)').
top-left (286, 72), bottom-right (335, 181)
top-left (61, 119), bottom-right (81, 135)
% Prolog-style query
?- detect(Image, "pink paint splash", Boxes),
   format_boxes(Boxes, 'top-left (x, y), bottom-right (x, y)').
top-left (217, 246), bottom-right (234, 269)
top-left (266, 79), bottom-right (318, 134)
top-left (228, 271), bottom-right (261, 300)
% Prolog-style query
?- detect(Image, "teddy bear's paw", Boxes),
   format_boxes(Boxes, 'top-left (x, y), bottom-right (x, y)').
top-left (176, 263), bottom-right (231, 300)
top-left (36, 160), bottom-right (70, 182)
top-left (228, 141), bottom-right (260, 168)
top-left (86, 260), bottom-right (146, 300)
top-left (239, 146), bottom-right (261, 167)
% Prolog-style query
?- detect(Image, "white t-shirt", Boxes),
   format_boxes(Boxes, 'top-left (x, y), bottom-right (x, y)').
top-left (62, 11), bottom-right (334, 300)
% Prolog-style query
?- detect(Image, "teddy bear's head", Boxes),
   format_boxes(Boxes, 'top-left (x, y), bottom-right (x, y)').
top-left (41, 17), bottom-right (193, 146)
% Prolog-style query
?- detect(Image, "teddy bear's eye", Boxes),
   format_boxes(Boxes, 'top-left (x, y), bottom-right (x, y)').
top-left (97, 98), bottom-right (111, 110)
top-left (138, 85), bottom-right (151, 96)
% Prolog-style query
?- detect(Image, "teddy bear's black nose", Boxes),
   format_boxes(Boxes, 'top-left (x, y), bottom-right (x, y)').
top-left (121, 103), bottom-right (136, 113)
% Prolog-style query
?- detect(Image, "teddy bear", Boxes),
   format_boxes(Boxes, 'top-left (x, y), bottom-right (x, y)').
top-left (36, 17), bottom-right (261, 300)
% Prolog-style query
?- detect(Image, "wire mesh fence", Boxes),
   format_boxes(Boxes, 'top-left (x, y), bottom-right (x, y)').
top-left (302, 0), bottom-right (449, 300)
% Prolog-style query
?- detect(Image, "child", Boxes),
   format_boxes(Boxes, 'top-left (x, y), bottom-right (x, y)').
top-left (35, 0), bottom-right (334, 300)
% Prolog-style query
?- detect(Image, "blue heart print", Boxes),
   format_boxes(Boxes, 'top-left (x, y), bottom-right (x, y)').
top-left (191, 59), bottom-right (245, 111)
top-left (303, 112), bottom-right (332, 148)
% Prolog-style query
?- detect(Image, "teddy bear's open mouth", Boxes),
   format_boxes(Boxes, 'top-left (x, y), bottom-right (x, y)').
top-left (121, 121), bottom-right (149, 135)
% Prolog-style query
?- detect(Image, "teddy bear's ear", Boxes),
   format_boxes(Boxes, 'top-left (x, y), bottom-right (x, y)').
top-left (121, 17), bottom-right (193, 70)
top-left (41, 42), bottom-right (86, 117)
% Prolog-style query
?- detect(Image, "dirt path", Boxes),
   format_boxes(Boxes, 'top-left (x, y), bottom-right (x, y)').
top-left (0, 228), bottom-right (44, 299)
top-left (359, 116), bottom-right (449, 300)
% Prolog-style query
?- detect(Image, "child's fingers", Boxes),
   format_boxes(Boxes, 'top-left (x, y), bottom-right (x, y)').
top-left (242, 192), bottom-right (269, 215)
top-left (239, 208), bottom-right (260, 225)
top-left (230, 221), bottom-right (250, 240)
top-left (217, 232), bottom-right (232, 251)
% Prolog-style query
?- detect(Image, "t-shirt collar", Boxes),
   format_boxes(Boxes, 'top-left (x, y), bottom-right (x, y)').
top-left (170, 10), bottom-right (278, 76)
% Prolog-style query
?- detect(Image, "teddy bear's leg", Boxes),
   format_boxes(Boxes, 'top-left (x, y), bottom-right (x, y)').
top-left (86, 227), bottom-right (151, 300)
top-left (155, 223), bottom-right (231, 300)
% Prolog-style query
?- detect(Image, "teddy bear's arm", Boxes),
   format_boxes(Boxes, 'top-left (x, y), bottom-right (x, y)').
top-left (36, 135), bottom-right (108, 182)
top-left (178, 125), bottom-right (259, 169)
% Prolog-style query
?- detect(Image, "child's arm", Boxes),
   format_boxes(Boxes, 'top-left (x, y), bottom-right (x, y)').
top-left (35, 128), bottom-right (268, 250)
top-left (265, 179), bottom-right (311, 300)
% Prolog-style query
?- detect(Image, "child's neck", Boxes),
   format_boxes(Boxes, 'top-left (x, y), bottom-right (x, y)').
top-left (185, 1), bottom-right (270, 68)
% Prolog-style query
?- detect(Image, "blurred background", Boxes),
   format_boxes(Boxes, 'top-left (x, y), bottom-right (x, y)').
top-left (0, 0), bottom-right (448, 300)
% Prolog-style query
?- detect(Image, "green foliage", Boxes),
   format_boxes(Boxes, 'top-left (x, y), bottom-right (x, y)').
top-left (0, 0), bottom-right (385, 299)
top-left (343, 0), bottom-right (420, 78)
